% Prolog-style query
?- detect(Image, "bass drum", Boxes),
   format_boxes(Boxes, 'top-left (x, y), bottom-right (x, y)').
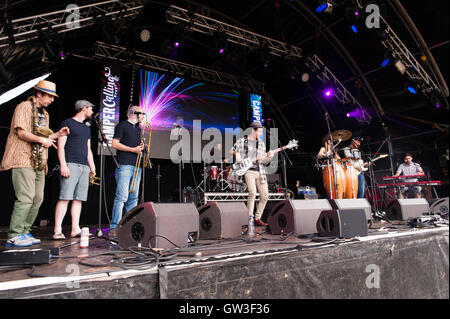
top-left (322, 160), bottom-right (346, 199)
top-left (344, 164), bottom-right (359, 199)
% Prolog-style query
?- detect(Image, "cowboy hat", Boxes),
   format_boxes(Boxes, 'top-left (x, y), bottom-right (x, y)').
top-left (33, 80), bottom-right (59, 97)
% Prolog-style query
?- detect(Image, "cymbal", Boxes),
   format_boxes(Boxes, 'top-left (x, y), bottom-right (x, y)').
top-left (330, 129), bottom-right (352, 142)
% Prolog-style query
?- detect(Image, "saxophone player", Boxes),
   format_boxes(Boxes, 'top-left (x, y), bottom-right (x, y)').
top-left (108, 105), bottom-right (145, 240)
top-left (0, 80), bottom-right (69, 247)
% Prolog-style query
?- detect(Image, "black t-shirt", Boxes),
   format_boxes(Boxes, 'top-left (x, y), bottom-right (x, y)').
top-left (59, 118), bottom-right (91, 166)
top-left (113, 120), bottom-right (141, 165)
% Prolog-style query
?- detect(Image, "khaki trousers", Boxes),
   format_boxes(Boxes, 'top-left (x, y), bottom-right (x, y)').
top-left (244, 170), bottom-right (269, 220)
top-left (9, 167), bottom-right (45, 238)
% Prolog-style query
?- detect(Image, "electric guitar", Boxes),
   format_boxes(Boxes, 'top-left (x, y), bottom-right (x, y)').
top-left (354, 154), bottom-right (388, 174)
top-left (232, 139), bottom-right (299, 176)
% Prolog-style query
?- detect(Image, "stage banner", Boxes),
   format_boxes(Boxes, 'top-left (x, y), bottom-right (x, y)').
top-left (97, 64), bottom-right (120, 156)
top-left (250, 93), bottom-right (262, 125)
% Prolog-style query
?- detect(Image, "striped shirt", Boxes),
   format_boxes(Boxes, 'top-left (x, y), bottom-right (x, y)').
top-left (0, 99), bottom-right (49, 171)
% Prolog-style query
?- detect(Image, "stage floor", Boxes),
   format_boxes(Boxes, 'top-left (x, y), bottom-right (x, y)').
top-left (0, 221), bottom-right (448, 300)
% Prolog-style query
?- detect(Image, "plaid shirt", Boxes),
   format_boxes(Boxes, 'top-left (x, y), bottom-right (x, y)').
top-left (233, 136), bottom-right (268, 184)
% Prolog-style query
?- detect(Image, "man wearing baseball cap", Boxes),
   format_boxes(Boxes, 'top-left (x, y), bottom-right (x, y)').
top-left (52, 100), bottom-right (96, 240)
top-left (1, 80), bottom-right (70, 247)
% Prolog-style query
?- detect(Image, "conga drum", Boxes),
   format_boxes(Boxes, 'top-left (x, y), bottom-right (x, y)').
top-left (322, 159), bottom-right (346, 199)
top-left (343, 161), bottom-right (359, 199)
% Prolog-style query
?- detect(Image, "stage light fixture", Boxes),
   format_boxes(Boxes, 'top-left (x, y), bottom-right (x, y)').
top-left (316, 1), bottom-right (333, 14)
top-left (405, 81), bottom-right (418, 95)
top-left (323, 88), bottom-right (334, 98)
top-left (140, 29), bottom-right (151, 42)
top-left (345, 7), bottom-right (360, 34)
top-left (381, 48), bottom-right (394, 68)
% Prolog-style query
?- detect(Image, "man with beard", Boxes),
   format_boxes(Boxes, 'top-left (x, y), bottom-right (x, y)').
top-left (52, 100), bottom-right (96, 240)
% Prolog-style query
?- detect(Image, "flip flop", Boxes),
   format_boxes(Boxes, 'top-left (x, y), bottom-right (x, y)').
top-left (52, 233), bottom-right (66, 240)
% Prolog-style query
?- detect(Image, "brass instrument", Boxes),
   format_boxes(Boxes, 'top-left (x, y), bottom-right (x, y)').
top-left (30, 96), bottom-right (54, 171)
top-left (130, 122), bottom-right (152, 194)
top-left (89, 172), bottom-right (100, 186)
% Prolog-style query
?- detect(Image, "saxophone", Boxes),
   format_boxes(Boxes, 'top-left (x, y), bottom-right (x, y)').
top-left (29, 96), bottom-right (54, 171)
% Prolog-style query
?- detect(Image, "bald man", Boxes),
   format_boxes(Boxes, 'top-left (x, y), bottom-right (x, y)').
top-left (109, 106), bottom-right (146, 237)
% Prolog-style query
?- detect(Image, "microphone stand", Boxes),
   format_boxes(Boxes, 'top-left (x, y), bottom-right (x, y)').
top-left (92, 114), bottom-right (119, 238)
top-left (270, 119), bottom-right (293, 199)
top-left (324, 111), bottom-right (338, 199)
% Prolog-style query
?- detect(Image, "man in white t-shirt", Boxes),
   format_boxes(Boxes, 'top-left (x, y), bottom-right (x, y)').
top-left (394, 153), bottom-right (425, 198)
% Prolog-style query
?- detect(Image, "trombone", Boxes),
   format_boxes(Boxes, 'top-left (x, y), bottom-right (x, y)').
top-left (130, 121), bottom-right (152, 194)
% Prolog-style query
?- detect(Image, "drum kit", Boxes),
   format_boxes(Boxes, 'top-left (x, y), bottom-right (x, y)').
top-left (196, 160), bottom-right (247, 193)
top-left (316, 129), bottom-right (360, 199)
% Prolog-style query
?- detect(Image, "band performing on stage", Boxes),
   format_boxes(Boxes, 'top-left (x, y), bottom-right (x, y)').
top-left (0, 80), bottom-right (446, 248)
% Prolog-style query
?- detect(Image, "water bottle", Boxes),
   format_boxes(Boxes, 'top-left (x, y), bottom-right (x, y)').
top-left (80, 227), bottom-right (90, 248)
top-left (248, 215), bottom-right (255, 238)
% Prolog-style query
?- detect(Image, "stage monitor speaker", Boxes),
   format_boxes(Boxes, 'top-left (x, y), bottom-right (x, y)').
top-left (317, 209), bottom-right (368, 238)
top-left (428, 197), bottom-right (449, 216)
top-left (118, 202), bottom-right (199, 250)
top-left (198, 202), bottom-right (248, 239)
top-left (267, 199), bottom-right (332, 235)
top-left (329, 199), bottom-right (373, 222)
top-left (385, 198), bottom-right (430, 220)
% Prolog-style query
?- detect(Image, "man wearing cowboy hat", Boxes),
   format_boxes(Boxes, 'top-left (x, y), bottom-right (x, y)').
top-left (232, 121), bottom-right (274, 227)
top-left (0, 80), bottom-right (70, 247)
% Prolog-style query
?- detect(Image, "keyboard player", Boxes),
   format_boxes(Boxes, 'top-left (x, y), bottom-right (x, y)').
top-left (394, 153), bottom-right (425, 199)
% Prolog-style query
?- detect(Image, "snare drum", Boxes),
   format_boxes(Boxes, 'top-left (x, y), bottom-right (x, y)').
top-left (209, 166), bottom-right (219, 180)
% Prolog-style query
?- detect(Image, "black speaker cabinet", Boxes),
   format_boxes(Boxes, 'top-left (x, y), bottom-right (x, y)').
top-left (118, 202), bottom-right (199, 250)
top-left (267, 199), bottom-right (333, 235)
top-left (429, 197), bottom-right (449, 215)
top-left (329, 199), bottom-right (373, 222)
top-left (317, 209), bottom-right (368, 238)
top-left (385, 198), bottom-right (430, 220)
top-left (198, 202), bottom-right (248, 239)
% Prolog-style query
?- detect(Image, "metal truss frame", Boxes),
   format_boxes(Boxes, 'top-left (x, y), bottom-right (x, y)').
top-left (93, 41), bottom-right (265, 92)
top-left (304, 54), bottom-right (372, 124)
top-left (0, 0), bottom-right (144, 49)
top-left (203, 192), bottom-right (286, 205)
top-left (166, 5), bottom-right (302, 59)
top-left (379, 15), bottom-right (443, 97)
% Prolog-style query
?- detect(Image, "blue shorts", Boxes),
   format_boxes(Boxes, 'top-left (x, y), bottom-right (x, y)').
top-left (59, 163), bottom-right (90, 201)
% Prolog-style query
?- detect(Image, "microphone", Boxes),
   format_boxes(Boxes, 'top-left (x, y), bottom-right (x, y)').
top-left (93, 112), bottom-right (100, 119)
top-left (172, 123), bottom-right (182, 128)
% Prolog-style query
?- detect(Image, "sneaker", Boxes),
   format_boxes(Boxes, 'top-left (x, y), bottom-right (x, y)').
top-left (6, 234), bottom-right (33, 247)
top-left (25, 233), bottom-right (41, 245)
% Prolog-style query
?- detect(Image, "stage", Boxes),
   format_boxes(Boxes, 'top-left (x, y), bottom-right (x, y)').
top-left (0, 221), bottom-right (448, 300)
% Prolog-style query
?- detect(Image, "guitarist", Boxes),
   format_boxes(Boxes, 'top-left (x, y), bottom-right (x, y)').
top-left (232, 121), bottom-right (274, 226)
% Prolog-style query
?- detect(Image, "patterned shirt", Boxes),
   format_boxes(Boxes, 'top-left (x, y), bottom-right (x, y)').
top-left (233, 136), bottom-right (269, 184)
top-left (0, 99), bottom-right (49, 171)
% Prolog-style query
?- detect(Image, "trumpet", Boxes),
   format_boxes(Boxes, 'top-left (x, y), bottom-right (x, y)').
top-left (130, 122), bottom-right (152, 194)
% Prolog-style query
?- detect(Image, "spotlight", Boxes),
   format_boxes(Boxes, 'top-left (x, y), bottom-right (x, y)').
top-left (381, 48), bottom-right (394, 68)
top-left (323, 88), bottom-right (334, 98)
top-left (214, 32), bottom-right (228, 56)
top-left (140, 29), bottom-right (151, 43)
top-left (173, 41), bottom-right (180, 48)
top-left (316, 1), bottom-right (333, 14)
top-left (405, 81), bottom-right (418, 95)
top-left (350, 25), bottom-right (358, 33)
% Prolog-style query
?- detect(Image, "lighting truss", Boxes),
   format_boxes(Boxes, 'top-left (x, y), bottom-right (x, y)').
top-left (94, 41), bottom-right (265, 92)
top-left (166, 5), bottom-right (302, 59)
top-left (0, 0), bottom-right (144, 49)
top-left (304, 54), bottom-right (372, 124)
top-left (203, 192), bottom-right (286, 205)
top-left (379, 15), bottom-right (443, 97)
